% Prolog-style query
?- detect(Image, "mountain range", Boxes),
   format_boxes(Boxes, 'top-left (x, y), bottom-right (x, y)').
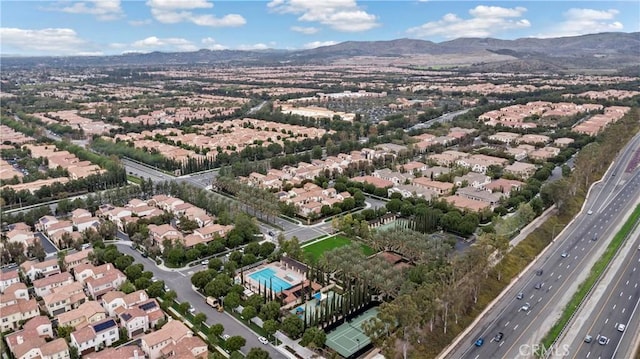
top-left (2, 32), bottom-right (639, 73)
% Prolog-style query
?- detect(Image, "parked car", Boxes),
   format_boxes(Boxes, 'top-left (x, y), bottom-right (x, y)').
top-left (201, 259), bottom-right (209, 265)
top-left (258, 336), bottom-right (269, 345)
top-left (222, 334), bottom-right (231, 340)
top-left (188, 306), bottom-right (196, 314)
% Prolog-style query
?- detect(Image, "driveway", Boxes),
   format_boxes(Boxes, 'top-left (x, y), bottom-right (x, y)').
top-left (111, 240), bottom-right (287, 358)
top-left (35, 232), bottom-right (58, 255)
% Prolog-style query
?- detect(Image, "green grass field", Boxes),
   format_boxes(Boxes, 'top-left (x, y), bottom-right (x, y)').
top-left (303, 235), bottom-right (375, 262)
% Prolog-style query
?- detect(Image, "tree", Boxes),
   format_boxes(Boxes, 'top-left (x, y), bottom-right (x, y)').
top-left (263, 319), bottom-right (279, 338)
top-left (226, 336), bottom-right (247, 352)
top-left (125, 264), bottom-right (143, 281)
top-left (281, 315), bottom-right (304, 339)
top-left (164, 290), bottom-right (177, 303)
top-left (57, 325), bottom-right (75, 342)
top-left (119, 281), bottom-right (136, 294)
top-left (224, 291), bottom-right (241, 309)
top-left (246, 347), bottom-right (270, 359)
top-left (210, 323), bottom-right (224, 337)
top-left (146, 281), bottom-right (166, 298)
top-left (193, 313), bottom-right (207, 328)
top-left (205, 274), bottom-right (233, 298)
top-left (259, 301), bottom-right (281, 321)
top-left (69, 346), bottom-right (79, 359)
top-left (300, 327), bottom-right (327, 348)
top-left (242, 305), bottom-right (257, 320)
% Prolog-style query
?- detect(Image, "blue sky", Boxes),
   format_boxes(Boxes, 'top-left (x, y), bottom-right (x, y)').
top-left (1, 1), bottom-right (638, 56)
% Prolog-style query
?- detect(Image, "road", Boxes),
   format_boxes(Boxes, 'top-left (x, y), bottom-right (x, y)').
top-left (445, 132), bottom-right (640, 359)
top-left (406, 108), bottom-right (473, 132)
top-left (112, 240), bottom-right (286, 358)
top-left (559, 223), bottom-right (640, 359)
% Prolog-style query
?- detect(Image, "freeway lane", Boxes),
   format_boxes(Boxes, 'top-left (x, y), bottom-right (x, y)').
top-left (561, 224), bottom-right (640, 359)
top-left (446, 132), bottom-right (640, 359)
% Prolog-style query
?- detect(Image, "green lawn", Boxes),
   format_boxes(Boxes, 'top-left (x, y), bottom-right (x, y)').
top-left (302, 235), bottom-right (374, 262)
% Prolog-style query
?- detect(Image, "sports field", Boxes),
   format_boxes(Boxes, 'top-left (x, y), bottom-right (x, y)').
top-left (302, 235), bottom-right (375, 262)
top-left (326, 308), bottom-right (378, 358)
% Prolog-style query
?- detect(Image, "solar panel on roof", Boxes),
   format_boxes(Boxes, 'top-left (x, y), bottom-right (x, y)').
top-left (139, 301), bottom-right (157, 311)
top-left (92, 319), bottom-right (116, 333)
top-left (121, 313), bottom-right (132, 321)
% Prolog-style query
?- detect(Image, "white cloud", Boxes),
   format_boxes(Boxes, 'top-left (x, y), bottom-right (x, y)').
top-left (237, 43), bottom-right (269, 50)
top-left (146, 0), bottom-right (245, 27)
top-left (268, 0), bottom-right (379, 32)
top-left (201, 37), bottom-right (228, 50)
top-left (129, 19), bottom-right (153, 26)
top-left (291, 26), bottom-right (319, 34)
top-left (407, 5), bottom-right (530, 39)
top-left (0, 27), bottom-right (95, 56)
top-left (537, 8), bottom-right (623, 38)
top-left (57, 0), bottom-right (124, 21)
top-left (129, 36), bottom-right (198, 52)
top-left (303, 40), bottom-right (338, 49)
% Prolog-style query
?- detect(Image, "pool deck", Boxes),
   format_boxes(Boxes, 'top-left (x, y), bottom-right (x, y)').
top-left (244, 262), bottom-right (304, 294)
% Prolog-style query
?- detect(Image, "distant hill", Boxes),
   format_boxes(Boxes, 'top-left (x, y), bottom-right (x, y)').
top-left (2, 32), bottom-right (638, 73)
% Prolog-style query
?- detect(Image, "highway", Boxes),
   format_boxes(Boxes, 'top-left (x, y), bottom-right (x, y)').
top-left (559, 223), bottom-right (640, 359)
top-left (445, 132), bottom-right (640, 359)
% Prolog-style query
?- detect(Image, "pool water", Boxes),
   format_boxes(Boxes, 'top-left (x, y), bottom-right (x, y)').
top-left (248, 267), bottom-right (294, 293)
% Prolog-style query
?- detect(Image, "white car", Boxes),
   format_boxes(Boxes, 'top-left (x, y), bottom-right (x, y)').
top-left (201, 259), bottom-right (209, 265)
top-left (222, 334), bottom-right (231, 340)
top-left (617, 324), bottom-right (626, 332)
top-left (188, 306), bottom-right (196, 314)
top-left (520, 303), bottom-right (531, 312)
top-left (258, 336), bottom-right (269, 345)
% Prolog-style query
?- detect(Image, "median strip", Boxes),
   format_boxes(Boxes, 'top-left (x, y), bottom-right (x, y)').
top-left (538, 204), bottom-right (640, 356)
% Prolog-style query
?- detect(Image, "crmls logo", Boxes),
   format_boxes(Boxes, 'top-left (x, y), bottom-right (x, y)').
top-left (519, 344), bottom-right (570, 357)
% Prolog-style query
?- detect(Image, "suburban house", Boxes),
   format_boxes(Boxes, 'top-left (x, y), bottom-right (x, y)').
top-left (101, 290), bottom-right (149, 317)
top-left (118, 307), bottom-right (149, 338)
top-left (454, 172), bottom-right (491, 189)
top-left (45, 220), bottom-right (74, 237)
top-left (0, 270), bottom-right (20, 293)
top-left (388, 185), bottom-right (438, 200)
top-left (33, 272), bottom-right (74, 297)
top-left (6, 318), bottom-right (69, 359)
top-left (42, 281), bottom-right (87, 316)
top-left (20, 259), bottom-right (61, 281)
top-left (84, 346), bottom-right (143, 359)
top-left (86, 269), bottom-right (126, 299)
top-left (1, 283), bottom-right (29, 307)
top-left (56, 300), bottom-right (107, 329)
top-left (70, 318), bottom-right (119, 355)
top-left (456, 187), bottom-right (504, 208)
top-left (485, 179), bottom-right (525, 197)
top-left (0, 298), bottom-right (39, 332)
top-left (148, 224), bottom-right (183, 250)
top-left (64, 248), bottom-right (93, 270)
top-left (140, 320), bottom-right (206, 359)
top-left (412, 177), bottom-right (454, 195)
top-left (504, 162), bottom-right (538, 179)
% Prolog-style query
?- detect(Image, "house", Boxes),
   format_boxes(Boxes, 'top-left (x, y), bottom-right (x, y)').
top-left (5, 229), bottom-right (36, 249)
top-left (518, 134), bottom-right (551, 145)
top-left (72, 216), bottom-right (101, 232)
top-left (453, 173), bottom-right (491, 189)
top-left (193, 224), bottom-right (234, 242)
top-left (401, 161), bottom-right (428, 173)
top-left (443, 195), bottom-right (491, 212)
top-left (505, 147), bottom-right (528, 161)
top-left (71, 208), bottom-right (92, 219)
top-left (0, 270), bottom-right (20, 293)
top-left (529, 147), bottom-right (561, 161)
top-left (70, 318), bottom-right (119, 355)
top-left (148, 224), bottom-right (183, 250)
top-left (0, 298), bottom-right (39, 332)
top-left (140, 320), bottom-right (202, 359)
top-left (136, 298), bottom-right (165, 328)
top-left (42, 281), bottom-right (87, 316)
top-left (351, 175), bottom-right (393, 188)
top-left (35, 215), bottom-right (58, 232)
top-left (33, 272), bottom-right (74, 297)
top-left (488, 132), bottom-right (521, 144)
top-left (20, 258), bottom-right (61, 281)
top-left (456, 187), bottom-right (504, 208)
top-left (388, 185), bottom-right (438, 201)
top-left (485, 179), bottom-right (525, 197)
top-left (456, 154), bottom-right (508, 174)
top-left (84, 346), bottom-right (143, 359)
top-left (64, 248), bottom-right (93, 270)
top-left (412, 177), bottom-right (454, 195)
top-left (421, 166), bottom-right (451, 180)
top-left (101, 290), bottom-right (149, 317)
top-left (5, 316), bottom-right (54, 359)
top-left (86, 268), bottom-right (126, 299)
top-left (373, 169), bottom-right (414, 185)
top-left (118, 307), bottom-right (149, 338)
top-left (6, 326), bottom-right (69, 359)
top-left (45, 220), bottom-right (73, 237)
top-left (504, 162), bottom-right (538, 179)
top-left (1, 283), bottom-right (29, 307)
top-left (56, 300), bottom-right (107, 329)
top-left (554, 137), bottom-right (575, 147)
top-left (160, 335), bottom-right (208, 359)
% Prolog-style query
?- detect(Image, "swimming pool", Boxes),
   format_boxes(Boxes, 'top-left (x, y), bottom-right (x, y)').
top-left (248, 267), bottom-right (294, 293)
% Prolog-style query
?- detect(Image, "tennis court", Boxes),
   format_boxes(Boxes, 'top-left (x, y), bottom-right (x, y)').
top-left (326, 308), bottom-right (378, 358)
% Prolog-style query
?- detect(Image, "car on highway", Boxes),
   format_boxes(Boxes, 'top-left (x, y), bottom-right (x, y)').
top-left (584, 335), bottom-right (592, 343)
top-left (534, 282), bottom-right (543, 290)
top-left (561, 252), bottom-right (569, 258)
top-left (536, 269), bottom-right (543, 276)
top-left (617, 323), bottom-right (626, 332)
top-left (520, 302), bottom-right (531, 312)
top-left (598, 336), bottom-right (608, 345)
top-left (258, 336), bottom-right (269, 345)
top-left (474, 338), bottom-right (484, 347)
top-left (587, 210), bottom-right (593, 215)
top-left (592, 234), bottom-right (598, 241)
top-left (516, 292), bottom-right (524, 300)
top-left (494, 332), bottom-right (504, 342)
